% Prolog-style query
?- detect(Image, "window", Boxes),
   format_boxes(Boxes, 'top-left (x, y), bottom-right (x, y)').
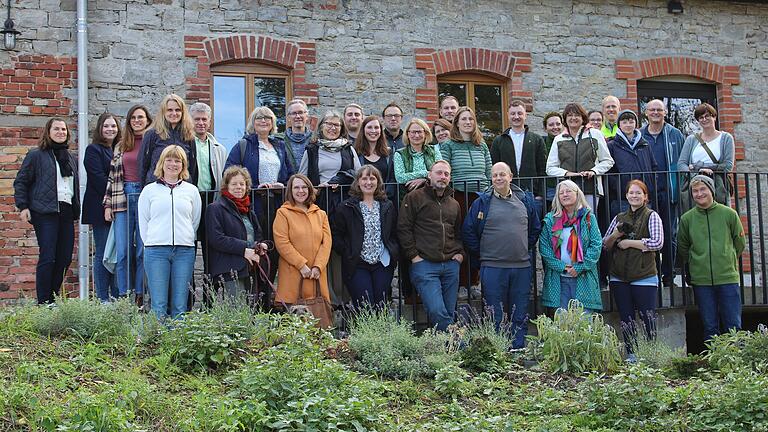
top-left (638, 80), bottom-right (717, 136)
top-left (438, 73), bottom-right (507, 143)
top-left (211, 63), bottom-right (291, 151)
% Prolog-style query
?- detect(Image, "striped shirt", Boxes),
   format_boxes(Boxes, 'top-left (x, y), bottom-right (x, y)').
top-left (440, 139), bottom-right (492, 192)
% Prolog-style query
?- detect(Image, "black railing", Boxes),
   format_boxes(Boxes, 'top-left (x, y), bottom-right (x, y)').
top-left (118, 171), bottom-right (768, 326)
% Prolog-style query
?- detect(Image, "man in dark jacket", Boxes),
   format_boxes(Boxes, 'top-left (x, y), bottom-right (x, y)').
top-left (398, 160), bottom-right (464, 331)
top-left (490, 100), bottom-right (547, 217)
top-left (462, 162), bottom-right (541, 348)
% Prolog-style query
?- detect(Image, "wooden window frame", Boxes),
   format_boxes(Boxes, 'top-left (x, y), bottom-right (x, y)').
top-left (438, 72), bottom-right (509, 131)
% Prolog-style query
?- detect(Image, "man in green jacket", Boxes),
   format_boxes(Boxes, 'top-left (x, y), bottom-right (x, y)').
top-left (677, 175), bottom-right (745, 341)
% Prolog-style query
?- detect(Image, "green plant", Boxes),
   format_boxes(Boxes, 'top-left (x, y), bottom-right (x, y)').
top-left (346, 308), bottom-right (456, 379)
top-left (685, 369), bottom-right (768, 431)
top-left (628, 316), bottom-right (687, 369)
top-left (665, 354), bottom-right (708, 379)
top-left (705, 325), bottom-right (768, 373)
top-left (527, 300), bottom-right (622, 374)
top-left (433, 362), bottom-right (471, 399)
top-left (459, 335), bottom-right (508, 374)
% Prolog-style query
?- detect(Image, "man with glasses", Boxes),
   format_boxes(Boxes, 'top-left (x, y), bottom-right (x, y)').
top-left (641, 99), bottom-right (685, 287)
top-left (343, 103), bottom-right (364, 143)
top-left (285, 99), bottom-right (312, 171)
top-left (382, 102), bottom-right (404, 151)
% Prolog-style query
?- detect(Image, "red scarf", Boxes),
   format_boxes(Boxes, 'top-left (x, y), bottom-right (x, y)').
top-left (222, 190), bottom-right (251, 214)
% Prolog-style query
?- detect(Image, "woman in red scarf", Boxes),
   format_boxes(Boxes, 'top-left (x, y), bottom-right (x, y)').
top-left (539, 179), bottom-right (603, 313)
top-left (205, 166), bottom-right (268, 299)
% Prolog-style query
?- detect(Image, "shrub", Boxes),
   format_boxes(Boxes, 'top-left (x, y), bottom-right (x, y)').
top-left (665, 354), bottom-right (708, 379)
top-left (627, 315), bottom-right (687, 369)
top-left (705, 325), bottom-right (768, 373)
top-left (460, 336), bottom-right (508, 374)
top-left (685, 369), bottom-right (768, 431)
top-left (527, 301), bottom-right (622, 374)
top-left (433, 362), bottom-right (471, 399)
top-left (160, 300), bottom-right (256, 370)
top-left (346, 308), bottom-right (456, 380)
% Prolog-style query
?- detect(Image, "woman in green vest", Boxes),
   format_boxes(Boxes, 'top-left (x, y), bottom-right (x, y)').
top-left (393, 118), bottom-right (442, 197)
top-left (602, 179), bottom-right (664, 362)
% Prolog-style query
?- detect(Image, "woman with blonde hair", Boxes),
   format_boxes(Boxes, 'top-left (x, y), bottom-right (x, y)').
top-left (273, 174), bottom-right (332, 306)
top-left (104, 104), bottom-right (152, 304)
top-left (139, 94), bottom-right (198, 185)
top-left (138, 145), bottom-right (201, 319)
top-left (394, 118), bottom-right (442, 194)
top-left (539, 180), bottom-right (603, 313)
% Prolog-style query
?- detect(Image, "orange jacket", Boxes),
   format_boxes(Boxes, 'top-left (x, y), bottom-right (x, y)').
top-left (272, 201), bottom-right (332, 304)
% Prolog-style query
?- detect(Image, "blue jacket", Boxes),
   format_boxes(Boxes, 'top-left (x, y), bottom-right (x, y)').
top-left (640, 123), bottom-right (685, 201)
top-left (81, 143), bottom-right (114, 225)
top-left (462, 185), bottom-right (542, 270)
top-left (224, 134), bottom-right (294, 216)
top-left (607, 130), bottom-right (660, 203)
top-left (205, 196), bottom-right (263, 281)
top-left (139, 127), bottom-right (198, 186)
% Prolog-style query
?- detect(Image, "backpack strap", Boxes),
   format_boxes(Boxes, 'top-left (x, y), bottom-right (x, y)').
top-left (694, 133), bottom-right (720, 164)
top-left (238, 138), bottom-right (248, 163)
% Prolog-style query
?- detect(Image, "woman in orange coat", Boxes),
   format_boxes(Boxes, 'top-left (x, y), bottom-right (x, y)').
top-left (273, 174), bottom-right (332, 305)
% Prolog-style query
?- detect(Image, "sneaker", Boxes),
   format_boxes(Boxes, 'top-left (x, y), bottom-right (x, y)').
top-left (469, 285), bottom-right (482, 300)
top-left (626, 353), bottom-right (638, 364)
top-left (457, 286), bottom-right (469, 300)
top-left (135, 294), bottom-right (144, 308)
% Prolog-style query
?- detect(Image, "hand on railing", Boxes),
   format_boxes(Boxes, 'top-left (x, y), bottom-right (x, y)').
top-left (257, 182), bottom-right (285, 189)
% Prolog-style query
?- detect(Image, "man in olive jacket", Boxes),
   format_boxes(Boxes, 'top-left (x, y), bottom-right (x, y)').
top-left (398, 160), bottom-right (465, 331)
top-left (677, 175), bottom-right (745, 341)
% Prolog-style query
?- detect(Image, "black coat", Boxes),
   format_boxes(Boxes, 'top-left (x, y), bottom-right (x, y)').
top-left (14, 147), bottom-right (80, 217)
top-left (331, 197), bottom-right (399, 282)
top-left (205, 196), bottom-right (263, 281)
top-left (81, 143), bottom-right (113, 225)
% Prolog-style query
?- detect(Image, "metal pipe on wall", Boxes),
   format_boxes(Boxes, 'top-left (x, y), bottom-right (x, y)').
top-left (76, 0), bottom-right (89, 299)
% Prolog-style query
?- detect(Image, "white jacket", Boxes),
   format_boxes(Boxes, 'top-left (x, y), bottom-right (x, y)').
top-left (138, 180), bottom-right (202, 247)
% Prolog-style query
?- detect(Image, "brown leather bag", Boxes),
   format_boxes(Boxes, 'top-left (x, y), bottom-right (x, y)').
top-left (293, 278), bottom-right (333, 329)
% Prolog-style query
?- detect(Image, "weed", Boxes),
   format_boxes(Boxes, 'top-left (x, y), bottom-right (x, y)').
top-left (705, 324), bottom-right (768, 373)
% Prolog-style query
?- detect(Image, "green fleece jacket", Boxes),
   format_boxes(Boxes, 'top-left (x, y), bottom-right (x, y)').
top-left (677, 202), bottom-right (745, 286)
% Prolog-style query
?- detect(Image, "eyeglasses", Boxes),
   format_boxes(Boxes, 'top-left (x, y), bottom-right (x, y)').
top-left (407, 130), bottom-right (425, 135)
top-left (646, 108), bottom-right (665, 113)
top-left (254, 116), bottom-right (272, 121)
top-left (697, 114), bottom-right (713, 121)
top-left (384, 114), bottom-right (403, 119)
top-left (324, 122), bottom-right (342, 129)
top-left (288, 110), bottom-right (307, 117)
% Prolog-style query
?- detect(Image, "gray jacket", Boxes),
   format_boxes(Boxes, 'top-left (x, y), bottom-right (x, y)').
top-left (676, 131), bottom-right (734, 173)
top-left (198, 132), bottom-right (227, 192)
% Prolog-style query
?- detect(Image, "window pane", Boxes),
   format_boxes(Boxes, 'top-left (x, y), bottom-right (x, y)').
top-left (213, 75), bottom-right (246, 151)
top-left (254, 77), bottom-right (287, 133)
top-left (438, 83), bottom-right (467, 107)
top-left (474, 84), bottom-right (503, 143)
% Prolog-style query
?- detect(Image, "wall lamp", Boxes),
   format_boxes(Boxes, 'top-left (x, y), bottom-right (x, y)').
top-left (668, 1), bottom-right (684, 14)
top-left (2, 0), bottom-right (21, 50)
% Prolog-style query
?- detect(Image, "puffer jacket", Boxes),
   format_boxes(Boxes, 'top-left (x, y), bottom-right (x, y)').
top-left (14, 148), bottom-right (81, 216)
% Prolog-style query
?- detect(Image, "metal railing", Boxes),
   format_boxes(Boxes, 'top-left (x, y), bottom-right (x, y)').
top-left (116, 170), bottom-right (768, 326)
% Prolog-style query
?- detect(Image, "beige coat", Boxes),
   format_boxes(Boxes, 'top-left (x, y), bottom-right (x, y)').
top-left (272, 201), bottom-right (332, 304)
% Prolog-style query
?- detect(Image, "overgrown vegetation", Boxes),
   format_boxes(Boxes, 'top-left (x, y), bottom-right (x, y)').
top-left (1, 296), bottom-right (767, 431)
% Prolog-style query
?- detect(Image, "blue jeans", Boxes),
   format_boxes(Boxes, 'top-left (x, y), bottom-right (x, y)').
top-left (144, 246), bottom-right (195, 320)
top-left (694, 283), bottom-right (742, 341)
top-left (611, 281), bottom-right (658, 353)
top-left (347, 261), bottom-right (394, 309)
top-left (114, 182), bottom-right (145, 296)
top-left (30, 203), bottom-right (74, 304)
top-left (92, 224), bottom-right (117, 301)
top-left (410, 259), bottom-right (460, 331)
top-left (481, 265), bottom-right (532, 349)
top-left (558, 276), bottom-right (596, 314)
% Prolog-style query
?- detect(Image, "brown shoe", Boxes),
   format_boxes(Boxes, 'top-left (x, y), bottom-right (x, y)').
top-left (135, 294), bottom-right (144, 308)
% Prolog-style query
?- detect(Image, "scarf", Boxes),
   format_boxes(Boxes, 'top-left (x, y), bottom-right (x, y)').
top-left (318, 137), bottom-right (349, 152)
top-left (550, 207), bottom-right (590, 263)
top-left (51, 143), bottom-right (73, 177)
top-left (222, 190), bottom-right (251, 214)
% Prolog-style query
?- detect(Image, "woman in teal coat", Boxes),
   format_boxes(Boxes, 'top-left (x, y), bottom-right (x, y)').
top-left (539, 180), bottom-right (603, 312)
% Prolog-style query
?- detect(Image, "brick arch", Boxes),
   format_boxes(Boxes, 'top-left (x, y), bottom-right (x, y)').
top-left (615, 56), bottom-right (743, 160)
top-left (183, 35), bottom-right (318, 105)
top-left (414, 48), bottom-right (533, 122)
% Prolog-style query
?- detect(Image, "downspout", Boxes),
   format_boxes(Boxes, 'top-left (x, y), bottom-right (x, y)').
top-left (76, 0), bottom-right (89, 299)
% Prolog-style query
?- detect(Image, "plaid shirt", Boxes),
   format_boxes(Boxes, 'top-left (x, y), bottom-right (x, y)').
top-left (604, 210), bottom-right (664, 251)
top-left (102, 152), bottom-right (128, 212)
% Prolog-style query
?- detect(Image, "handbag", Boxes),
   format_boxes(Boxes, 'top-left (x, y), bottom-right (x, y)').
top-left (102, 223), bottom-right (117, 274)
top-left (293, 278), bottom-right (333, 329)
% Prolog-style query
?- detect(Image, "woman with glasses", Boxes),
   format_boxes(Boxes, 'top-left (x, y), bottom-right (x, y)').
top-left (677, 103), bottom-right (734, 207)
top-left (299, 110), bottom-right (362, 214)
top-left (394, 118), bottom-right (441, 196)
top-left (587, 110), bottom-right (604, 131)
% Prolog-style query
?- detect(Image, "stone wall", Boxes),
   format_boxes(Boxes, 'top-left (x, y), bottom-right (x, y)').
top-left (1, 0), bottom-right (767, 300)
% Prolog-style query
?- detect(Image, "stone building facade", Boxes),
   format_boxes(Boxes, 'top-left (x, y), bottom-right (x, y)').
top-left (0, 0), bottom-right (766, 300)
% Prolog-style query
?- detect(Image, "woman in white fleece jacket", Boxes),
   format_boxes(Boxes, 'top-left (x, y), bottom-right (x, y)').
top-left (139, 145), bottom-right (201, 320)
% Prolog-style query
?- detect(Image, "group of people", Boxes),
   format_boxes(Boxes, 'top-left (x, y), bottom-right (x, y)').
top-left (13, 92), bottom-right (745, 353)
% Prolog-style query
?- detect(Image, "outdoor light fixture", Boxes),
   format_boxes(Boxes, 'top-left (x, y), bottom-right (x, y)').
top-left (1, 0), bottom-right (21, 50)
top-left (668, 1), bottom-right (684, 14)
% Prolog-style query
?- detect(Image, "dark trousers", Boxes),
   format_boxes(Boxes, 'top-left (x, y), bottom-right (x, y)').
top-left (656, 194), bottom-right (677, 279)
top-left (346, 261), bottom-right (395, 309)
top-left (31, 203), bottom-right (75, 304)
top-left (611, 281), bottom-right (658, 354)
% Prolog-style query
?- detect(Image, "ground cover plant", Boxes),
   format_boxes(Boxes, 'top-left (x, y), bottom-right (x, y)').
top-left (1, 297), bottom-right (767, 431)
